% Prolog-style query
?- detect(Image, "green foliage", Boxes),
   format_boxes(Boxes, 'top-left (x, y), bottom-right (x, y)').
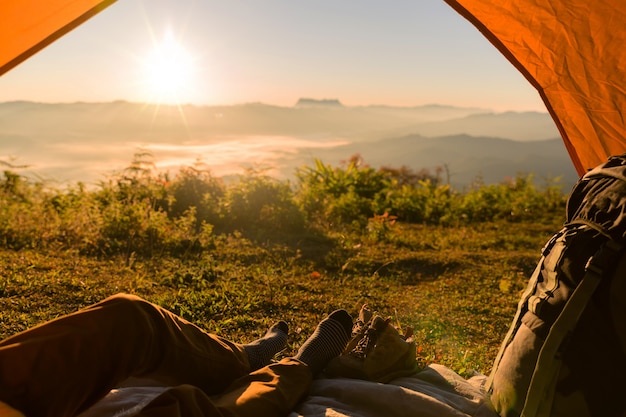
top-left (166, 163), bottom-right (224, 228)
top-left (297, 157), bottom-right (566, 227)
top-left (50, 183), bottom-right (103, 249)
top-left (92, 152), bottom-right (178, 259)
top-left (384, 180), bottom-right (456, 224)
top-left (0, 155), bottom-right (566, 258)
top-left (459, 175), bottom-right (565, 223)
top-left (224, 172), bottom-right (305, 236)
top-left (0, 171), bottom-right (61, 249)
top-left (296, 156), bottom-right (390, 228)
top-left (0, 219), bottom-right (563, 377)
top-left (0, 153), bottom-right (571, 377)
top-left (366, 212), bottom-right (398, 242)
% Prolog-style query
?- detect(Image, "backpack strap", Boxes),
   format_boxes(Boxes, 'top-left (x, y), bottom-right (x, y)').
top-left (521, 239), bottom-right (624, 417)
top-left (486, 230), bottom-right (564, 393)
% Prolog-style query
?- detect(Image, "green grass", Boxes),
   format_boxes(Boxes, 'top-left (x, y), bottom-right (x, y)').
top-left (0, 156), bottom-right (569, 377)
top-left (0, 218), bottom-right (563, 377)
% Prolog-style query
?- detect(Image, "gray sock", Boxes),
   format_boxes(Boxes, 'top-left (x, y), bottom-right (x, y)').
top-left (244, 321), bottom-right (289, 370)
top-left (295, 310), bottom-right (352, 375)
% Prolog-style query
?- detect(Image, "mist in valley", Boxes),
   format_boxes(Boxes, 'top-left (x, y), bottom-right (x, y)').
top-left (0, 99), bottom-right (576, 190)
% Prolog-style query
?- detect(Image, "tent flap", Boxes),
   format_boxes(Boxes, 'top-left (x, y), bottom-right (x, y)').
top-left (444, 0), bottom-right (626, 175)
top-left (0, 0), bottom-right (117, 76)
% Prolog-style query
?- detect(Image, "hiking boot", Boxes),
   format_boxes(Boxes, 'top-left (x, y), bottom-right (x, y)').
top-left (324, 315), bottom-right (419, 383)
top-left (343, 304), bottom-right (374, 354)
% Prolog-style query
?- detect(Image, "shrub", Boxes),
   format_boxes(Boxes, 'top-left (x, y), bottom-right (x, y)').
top-left (166, 165), bottom-right (224, 229)
top-left (223, 173), bottom-right (305, 236)
top-left (0, 156), bottom-right (567, 256)
top-left (50, 183), bottom-right (103, 249)
top-left (296, 157), bottom-right (389, 227)
top-left (0, 171), bottom-right (62, 249)
top-left (458, 174), bottom-right (565, 223)
top-left (384, 180), bottom-right (456, 224)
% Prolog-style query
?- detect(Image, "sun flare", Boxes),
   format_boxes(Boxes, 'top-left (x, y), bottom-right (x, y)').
top-left (142, 31), bottom-right (196, 104)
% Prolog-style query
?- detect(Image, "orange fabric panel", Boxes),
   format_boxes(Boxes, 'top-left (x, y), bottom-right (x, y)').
top-left (0, 0), bottom-right (116, 76)
top-left (444, 1), bottom-right (626, 175)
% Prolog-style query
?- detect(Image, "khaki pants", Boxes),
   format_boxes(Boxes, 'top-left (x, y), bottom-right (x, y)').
top-left (0, 294), bottom-right (312, 417)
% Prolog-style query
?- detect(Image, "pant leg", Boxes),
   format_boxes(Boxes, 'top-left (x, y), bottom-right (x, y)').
top-left (0, 293), bottom-right (251, 417)
top-left (137, 359), bottom-right (312, 417)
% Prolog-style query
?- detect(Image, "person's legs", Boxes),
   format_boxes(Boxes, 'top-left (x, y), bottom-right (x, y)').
top-left (293, 309), bottom-right (354, 375)
top-left (0, 294), bottom-right (275, 417)
top-left (242, 321), bottom-right (289, 371)
top-left (134, 359), bottom-right (310, 417)
top-left (137, 309), bottom-right (353, 417)
top-left (0, 293), bottom-right (353, 417)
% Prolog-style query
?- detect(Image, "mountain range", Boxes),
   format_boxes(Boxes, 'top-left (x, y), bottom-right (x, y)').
top-left (0, 100), bottom-right (579, 190)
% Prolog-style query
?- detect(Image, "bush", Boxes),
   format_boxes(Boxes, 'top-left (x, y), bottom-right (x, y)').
top-left (458, 174), bottom-right (565, 223)
top-left (50, 183), bottom-right (103, 249)
top-left (223, 173), bottom-right (305, 236)
top-left (0, 171), bottom-right (61, 249)
top-left (0, 157), bottom-right (566, 257)
top-left (296, 157), bottom-right (389, 227)
top-left (166, 165), bottom-right (225, 230)
top-left (384, 180), bottom-right (456, 224)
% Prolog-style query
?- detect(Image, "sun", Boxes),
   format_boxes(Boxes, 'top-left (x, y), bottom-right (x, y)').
top-left (141, 31), bottom-right (196, 104)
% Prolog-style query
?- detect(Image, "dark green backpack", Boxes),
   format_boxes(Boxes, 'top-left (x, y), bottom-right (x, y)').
top-left (487, 154), bottom-right (626, 417)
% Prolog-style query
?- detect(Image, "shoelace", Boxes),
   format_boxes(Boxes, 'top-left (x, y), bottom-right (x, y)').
top-left (350, 326), bottom-right (379, 359)
top-left (351, 318), bottom-right (368, 338)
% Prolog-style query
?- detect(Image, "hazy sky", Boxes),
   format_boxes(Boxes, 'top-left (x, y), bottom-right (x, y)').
top-left (0, 0), bottom-right (546, 111)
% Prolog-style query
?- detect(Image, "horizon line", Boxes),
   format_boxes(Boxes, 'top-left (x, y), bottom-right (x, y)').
top-left (0, 98), bottom-right (550, 113)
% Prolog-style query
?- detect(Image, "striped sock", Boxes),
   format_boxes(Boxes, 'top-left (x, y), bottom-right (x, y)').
top-left (244, 321), bottom-right (289, 371)
top-left (295, 309), bottom-right (353, 375)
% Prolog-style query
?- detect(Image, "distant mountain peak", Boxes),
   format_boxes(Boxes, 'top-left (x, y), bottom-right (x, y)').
top-left (295, 98), bottom-right (343, 108)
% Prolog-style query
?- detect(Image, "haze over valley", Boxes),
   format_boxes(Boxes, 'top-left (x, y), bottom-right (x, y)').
top-left (0, 99), bottom-right (578, 190)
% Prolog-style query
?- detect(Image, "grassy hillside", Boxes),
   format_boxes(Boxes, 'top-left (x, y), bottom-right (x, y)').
top-left (0, 154), bottom-right (567, 377)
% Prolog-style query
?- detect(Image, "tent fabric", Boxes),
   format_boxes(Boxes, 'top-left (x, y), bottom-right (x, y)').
top-left (0, 0), bottom-right (116, 76)
top-left (443, 1), bottom-right (626, 176)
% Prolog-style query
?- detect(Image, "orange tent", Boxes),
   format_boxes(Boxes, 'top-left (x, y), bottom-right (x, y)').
top-left (444, 1), bottom-right (626, 175)
top-left (1, 0), bottom-right (625, 175)
top-left (0, 0), bottom-right (116, 76)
